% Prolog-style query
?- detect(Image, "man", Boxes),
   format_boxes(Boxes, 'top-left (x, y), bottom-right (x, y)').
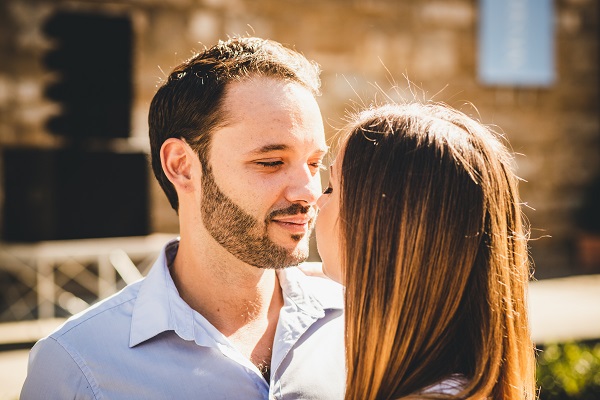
top-left (21, 37), bottom-right (344, 399)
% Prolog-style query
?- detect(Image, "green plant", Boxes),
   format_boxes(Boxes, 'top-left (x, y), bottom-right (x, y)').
top-left (537, 341), bottom-right (600, 399)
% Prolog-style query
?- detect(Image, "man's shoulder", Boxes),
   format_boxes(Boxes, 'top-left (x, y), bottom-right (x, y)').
top-left (48, 279), bottom-right (143, 343)
top-left (299, 270), bottom-right (343, 294)
top-left (293, 262), bottom-right (342, 289)
top-left (282, 264), bottom-right (344, 311)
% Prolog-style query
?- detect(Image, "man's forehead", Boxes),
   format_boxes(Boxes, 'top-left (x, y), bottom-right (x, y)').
top-left (210, 77), bottom-right (327, 156)
top-left (220, 77), bottom-right (319, 118)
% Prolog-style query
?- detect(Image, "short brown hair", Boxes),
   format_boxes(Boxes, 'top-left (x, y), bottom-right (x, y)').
top-left (148, 37), bottom-right (321, 210)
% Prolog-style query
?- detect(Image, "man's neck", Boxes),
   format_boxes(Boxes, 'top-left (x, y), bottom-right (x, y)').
top-left (170, 236), bottom-right (284, 378)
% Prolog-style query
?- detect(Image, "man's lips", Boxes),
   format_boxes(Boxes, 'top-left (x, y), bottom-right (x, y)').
top-left (271, 215), bottom-right (312, 225)
top-left (270, 212), bottom-right (315, 235)
top-left (268, 204), bottom-right (316, 235)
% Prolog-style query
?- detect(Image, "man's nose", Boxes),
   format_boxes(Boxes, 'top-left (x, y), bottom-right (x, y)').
top-left (284, 165), bottom-right (321, 205)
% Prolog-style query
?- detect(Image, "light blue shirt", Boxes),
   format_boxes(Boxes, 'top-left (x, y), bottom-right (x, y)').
top-left (21, 239), bottom-right (345, 399)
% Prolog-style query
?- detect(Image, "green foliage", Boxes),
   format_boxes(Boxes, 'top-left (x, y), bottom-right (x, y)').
top-left (537, 341), bottom-right (600, 400)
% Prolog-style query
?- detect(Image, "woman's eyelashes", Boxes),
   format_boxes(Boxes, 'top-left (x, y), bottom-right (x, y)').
top-left (323, 185), bottom-right (333, 194)
top-left (310, 161), bottom-right (326, 170)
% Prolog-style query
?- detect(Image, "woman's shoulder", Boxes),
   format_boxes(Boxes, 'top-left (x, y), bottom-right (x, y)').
top-left (420, 374), bottom-right (467, 396)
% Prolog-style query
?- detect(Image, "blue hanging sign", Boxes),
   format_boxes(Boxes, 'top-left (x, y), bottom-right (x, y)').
top-left (478, 0), bottom-right (555, 86)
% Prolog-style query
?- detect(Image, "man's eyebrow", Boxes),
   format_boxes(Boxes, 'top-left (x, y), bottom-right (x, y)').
top-left (247, 144), bottom-right (329, 155)
top-left (248, 144), bottom-right (289, 155)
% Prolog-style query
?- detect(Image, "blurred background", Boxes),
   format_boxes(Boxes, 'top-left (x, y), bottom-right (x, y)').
top-left (0, 0), bottom-right (598, 399)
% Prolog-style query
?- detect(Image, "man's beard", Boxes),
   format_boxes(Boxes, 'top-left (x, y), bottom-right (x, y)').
top-left (200, 166), bottom-right (315, 269)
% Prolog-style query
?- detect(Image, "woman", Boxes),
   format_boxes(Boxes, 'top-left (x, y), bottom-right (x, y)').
top-left (316, 102), bottom-right (536, 399)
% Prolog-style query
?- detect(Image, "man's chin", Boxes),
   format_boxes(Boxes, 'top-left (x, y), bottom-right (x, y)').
top-left (275, 241), bottom-right (311, 268)
top-left (247, 250), bottom-right (308, 270)
top-left (274, 234), bottom-right (309, 253)
top-left (238, 238), bottom-right (309, 269)
top-left (287, 247), bottom-right (310, 267)
top-left (273, 258), bottom-right (306, 269)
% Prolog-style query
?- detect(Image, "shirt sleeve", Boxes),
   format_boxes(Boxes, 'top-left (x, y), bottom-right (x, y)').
top-left (20, 337), bottom-right (97, 400)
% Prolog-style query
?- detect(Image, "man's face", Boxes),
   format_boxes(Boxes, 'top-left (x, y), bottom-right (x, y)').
top-left (201, 76), bottom-right (327, 269)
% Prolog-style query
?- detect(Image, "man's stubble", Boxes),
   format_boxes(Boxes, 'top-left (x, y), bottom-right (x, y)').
top-left (200, 166), bottom-right (314, 269)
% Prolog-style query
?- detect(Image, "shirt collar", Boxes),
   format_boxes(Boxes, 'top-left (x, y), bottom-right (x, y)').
top-left (129, 238), bottom-right (195, 347)
top-left (277, 266), bottom-right (344, 316)
top-left (129, 239), bottom-right (344, 347)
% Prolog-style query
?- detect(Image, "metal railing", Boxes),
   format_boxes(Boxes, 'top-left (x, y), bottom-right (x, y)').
top-left (0, 234), bottom-right (173, 321)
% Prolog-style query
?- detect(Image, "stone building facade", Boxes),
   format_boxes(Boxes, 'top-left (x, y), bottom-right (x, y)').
top-left (0, 0), bottom-right (598, 278)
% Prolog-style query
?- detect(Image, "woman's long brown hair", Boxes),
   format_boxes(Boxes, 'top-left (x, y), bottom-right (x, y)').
top-left (339, 103), bottom-right (535, 399)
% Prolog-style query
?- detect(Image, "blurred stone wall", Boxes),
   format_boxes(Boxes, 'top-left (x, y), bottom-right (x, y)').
top-left (0, 0), bottom-right (597, 278)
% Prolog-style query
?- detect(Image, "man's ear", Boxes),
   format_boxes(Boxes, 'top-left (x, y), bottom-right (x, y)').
top-left (160, 138), bottom-right (197, 192)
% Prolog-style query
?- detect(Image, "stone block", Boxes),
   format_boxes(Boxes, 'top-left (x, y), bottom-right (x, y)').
top-left (419, 1), bottom-right (474, 28)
